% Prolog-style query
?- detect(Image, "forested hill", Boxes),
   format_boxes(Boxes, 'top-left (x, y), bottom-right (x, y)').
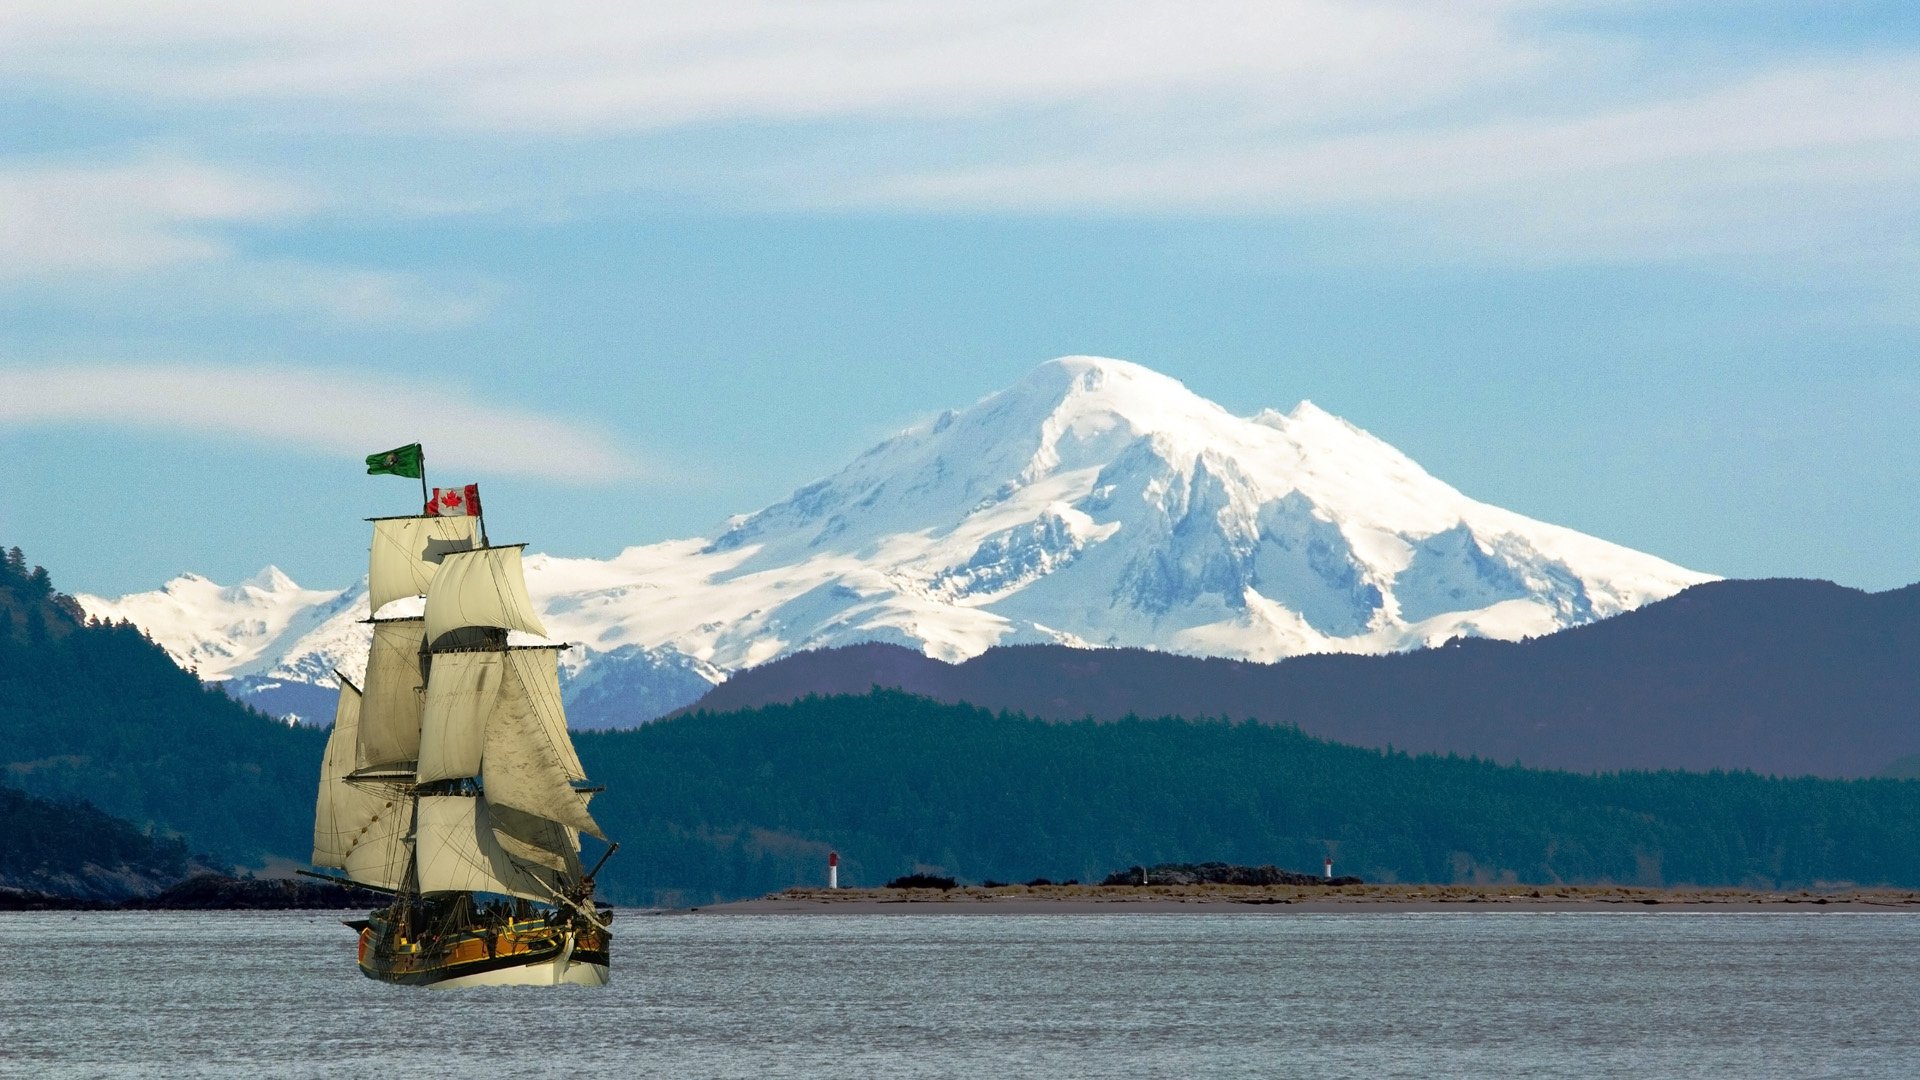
top-left (0, 784), bottom-right (199, 901)
top-left (0, 546), bottom-right (324, 868)
top-left (11, 546), bottom-right (1920, 907)
top-left (0, 544), bottom-right (87, 642)
top-left (678, 578), bottom-right (1920, 779)
top-left (579, 690), bottom-right (1920, 907)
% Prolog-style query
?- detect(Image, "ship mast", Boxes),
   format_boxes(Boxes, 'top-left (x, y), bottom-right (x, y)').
top-left (313, 512), bottom-right (477, 896)
top-left (313, 487), bottom-right (607, 921)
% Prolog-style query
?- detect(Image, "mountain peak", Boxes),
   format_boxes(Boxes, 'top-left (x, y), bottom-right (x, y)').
top-left (688, 354), bottom-right (1705, 662)
top-left (1011, 355), bottom-right (1217, 423)
top-left (987, 356), bottom-right (1244, 483)
top-left (216, 565), bottom-right (302, 605)
top-left (1029, 353), bottom-right (1155, 377)
top-left (242, 566), bottom-right (297, 592)
top-left (1023, 354), bottom-right (1178, 388)
top-left (88, 354), bottom-right (1714, 726)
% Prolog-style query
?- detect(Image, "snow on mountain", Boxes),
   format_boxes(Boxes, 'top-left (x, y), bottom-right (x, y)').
top-left (76, 566), bottom-right (352, 683)
top-left (80, 356), bottom-right (1714, 727)
top-left (74, 567), bottom-right (366, 724)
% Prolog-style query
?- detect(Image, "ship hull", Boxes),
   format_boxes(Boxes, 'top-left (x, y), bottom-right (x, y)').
top-left (430, 954), bottom-right (610, 988)
top-left (357, 912), bottom-right (611, 988)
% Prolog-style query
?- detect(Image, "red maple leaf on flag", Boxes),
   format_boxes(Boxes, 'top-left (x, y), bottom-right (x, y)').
top-left (426, 483), bottom-right (481, 517)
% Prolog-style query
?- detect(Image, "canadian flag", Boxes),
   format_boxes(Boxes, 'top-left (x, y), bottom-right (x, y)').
top-left (427, 484), bottom-right (481, 517)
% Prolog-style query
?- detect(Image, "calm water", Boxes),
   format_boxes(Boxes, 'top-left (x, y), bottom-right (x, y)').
top-left (3, 910), bottom-right (1918, 1078)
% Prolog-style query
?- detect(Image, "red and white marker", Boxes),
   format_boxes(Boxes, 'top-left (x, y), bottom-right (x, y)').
top-left (828, 850), bottom-right (840, 890)
top-left (1324, 856), bottom-right (1334, 879)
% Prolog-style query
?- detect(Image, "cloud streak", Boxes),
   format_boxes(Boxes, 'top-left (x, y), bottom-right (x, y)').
top-left (0, 2), bottom-right (1912, 274)
top-left (0, 156), bottom-right (487, 325)
top-left (853, 58), bottom-right (1920, 262)
top-left (0, 1), bottom-right (1545, 133)
top-left (0, 364), bottom-right (644, 484)
top-left (0, 158), bottom-right (312, 278)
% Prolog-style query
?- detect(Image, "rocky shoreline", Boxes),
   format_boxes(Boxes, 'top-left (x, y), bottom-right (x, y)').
top-left (0, 873), bottom-right (388, 912)
top-left (1099, 862), bottom-right (1366, 887)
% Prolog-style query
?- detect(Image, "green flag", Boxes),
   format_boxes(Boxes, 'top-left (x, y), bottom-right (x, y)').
top-left (365, 443), bottom-right (424, 479)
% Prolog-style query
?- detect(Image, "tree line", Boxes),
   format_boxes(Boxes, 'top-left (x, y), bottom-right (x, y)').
top-left (576, 690), bottom-right (1920, 905)
top-left (8, 543), bottom-right (1920, 906)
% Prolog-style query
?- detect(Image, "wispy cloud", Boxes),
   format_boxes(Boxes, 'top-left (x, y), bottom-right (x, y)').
top-left (855, 58), bottom-right (1920, 263)
top-left (210, 262), bottom-right (491, 328)
top-left (0, 364), bottom-right (644, 483)
top-left (0, 2), bottom-right (1913, 275)
top-left (0, 156), bottom-right (487, 326)
top-left (0, 157), bottom-right (312, 278)
top-left (0, 1), bottom-right (1546, 132)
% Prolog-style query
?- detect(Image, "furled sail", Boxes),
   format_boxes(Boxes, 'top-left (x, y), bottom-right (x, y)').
top-left (356, 618), bottom-right (427, 770)
top-left (368, 515), bottom-right (477, 615)
top-left (480, 648), bottom-right (602, 839)
top-left (414, 795), bottom-right (565, 902)
top-left (415, 649), bottom-right (503, 783)
top-left (424, 545), bottom-right (548, 645)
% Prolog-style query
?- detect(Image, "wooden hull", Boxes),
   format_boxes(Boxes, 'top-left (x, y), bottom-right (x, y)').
top-left (357, 911), bottom-right (611, 988)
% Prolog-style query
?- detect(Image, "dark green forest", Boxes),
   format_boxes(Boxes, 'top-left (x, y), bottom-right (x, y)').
top-left (8, 545), bottom-right (1920, 906)
top-left (579, 691), bottom-right (1920, 905)
top-left (0, 546), bottom-right (325, 866)
top-left (0, 784), bottom-right (196, 899)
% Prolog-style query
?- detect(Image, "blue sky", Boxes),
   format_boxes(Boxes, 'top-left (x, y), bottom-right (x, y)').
top-left (0, 1), bottom-right (1914, 596)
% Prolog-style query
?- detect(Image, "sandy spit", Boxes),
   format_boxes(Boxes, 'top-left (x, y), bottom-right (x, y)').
top-left (668, 884), bottom-right (1920, 915)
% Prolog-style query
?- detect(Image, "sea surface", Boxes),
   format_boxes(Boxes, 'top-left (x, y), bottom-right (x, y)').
top-left (3, 909), bottom-right (1918, 1078)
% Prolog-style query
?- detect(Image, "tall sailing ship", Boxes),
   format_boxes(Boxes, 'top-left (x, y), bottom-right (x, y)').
top-left (310, 491), bottom-right (614, 987)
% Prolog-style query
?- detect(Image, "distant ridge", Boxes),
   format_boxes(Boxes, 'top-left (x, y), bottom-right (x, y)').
top-left (679, 578), bottom-right (1920, 779)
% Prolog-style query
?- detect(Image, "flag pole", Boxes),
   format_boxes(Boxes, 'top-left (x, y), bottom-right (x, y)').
top-left (419, 447), bottom-right (430, 514)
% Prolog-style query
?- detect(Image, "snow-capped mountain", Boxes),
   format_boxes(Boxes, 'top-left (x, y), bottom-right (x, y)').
top-left (76, 565), bottom-right (344, 678)
top-left (75, 567), bottom-right (362, 723)
top-left (80, 356), bottom-right (1714, 727)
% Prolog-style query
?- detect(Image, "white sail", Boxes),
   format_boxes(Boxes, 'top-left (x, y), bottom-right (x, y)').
top-left (506, 646), bottom-right (587, 780)
top-left (481, 648), bottom-right (602, 839)
top-left (415, 649), bottom-right (503, 783)
top-left (315, 677), bottom-right (412, 888)
top-left (491, 802), bottom-right (585, 876)
top-left (424, 545), bottom-right (548, 645)
top-left (369, 515), bottom-right (478, 615)
top-left (414, 645), bottom-right (599, 838)
top-left (311, 679), bottom-right (360, 867)
top-left (339, 788), bottom-right (412, 892)
top-left (414, 795), bottom-right (566, 902)
top-left (356, 618), bottom-right (426, 771)
top-left (313, 679), bottom-right (367, 865)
